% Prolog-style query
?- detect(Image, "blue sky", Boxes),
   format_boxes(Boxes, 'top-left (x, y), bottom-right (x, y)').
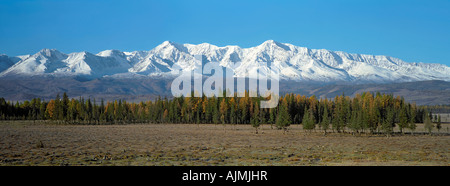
top-left (1, 0), bottom-right (449, 66)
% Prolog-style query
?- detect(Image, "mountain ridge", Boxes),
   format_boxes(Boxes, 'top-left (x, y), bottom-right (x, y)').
top-left (1, 40), bottom-right (449, 83)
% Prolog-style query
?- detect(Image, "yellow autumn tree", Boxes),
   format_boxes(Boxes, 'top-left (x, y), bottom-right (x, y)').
top-left (45, 99), bottom-right (56, 119)
top-left (163, 109), bottom-right (169, 122)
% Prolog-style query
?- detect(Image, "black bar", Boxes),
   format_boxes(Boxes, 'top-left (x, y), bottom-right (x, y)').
top-left (1, 166), bottom-right (446, 185)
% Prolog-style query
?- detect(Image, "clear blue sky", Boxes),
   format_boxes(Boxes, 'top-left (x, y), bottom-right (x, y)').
top-left (1, 0), bottom-right (449, 66)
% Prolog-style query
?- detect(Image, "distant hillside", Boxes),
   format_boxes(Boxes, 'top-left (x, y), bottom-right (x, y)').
top-left (0, 76), bottom-right (448, 105)
top-left (279, 80), bottom-right (450, 105)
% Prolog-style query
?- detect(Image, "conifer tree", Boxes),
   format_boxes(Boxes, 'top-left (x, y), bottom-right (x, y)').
top-left (275, 101), bottom-right (291, 133)
top-left (349, 110), bottom-right (359, 134)
top-left (39, 101), bottom-right (46, 120)
top-left (67, 99), bottom-right (77, 123)
top-left (54, 94), bottom-right (62, 121)
top-left (99, 99), bottom-right (106, 122)
top-left (259, 107), bottom-right (267, 125)
top-left (251, 101), bottom-right (260, 133)
top-left (229, 97), bottom-right (237, 125)
top-left (219, 98), bottom-right (228, 124)
top-left (268, 108), bottom-right (276, 128)
top-left (212, 103), bottom-right (220, 124)
top-left (302, 107), bottom-right (315, 134)
top-left (424, 111), bottom-right (434, 135)
top-left (62, 92), bottom-right (69, 120)
top-left (86, 98), bottom-right (93, 123)
top-left (382, 108), bottom-right (395, 137)
top-left (239, 97), bottom-right (248, 124)
top-left (436, 115), bottom-right (442, 133)
top-left (409, 104), bottom-right (417, 134)
top-left (398, 104), bottom-right (408, 134)
top-left (320, 105), bottom-right (330, 135)
top-left (203, 97), bottom-right (212, 124)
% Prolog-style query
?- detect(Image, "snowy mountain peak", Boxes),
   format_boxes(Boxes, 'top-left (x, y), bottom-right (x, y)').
top-left (261, 40), bottom-right (280, 46)
top-left (156, 41), bottom-right (187, 52)
top-left (36, 48), bottom-right (66, 58)
top-left (258, 40), bottom-right (290, 51)
top-left (97, 49), bottom-right (123, 57)
top-left (161, 40), bottom-right (175, 46)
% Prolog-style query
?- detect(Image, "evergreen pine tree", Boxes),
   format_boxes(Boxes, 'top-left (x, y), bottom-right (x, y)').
top-left (398, 104), bottom-right (408, 134)
top-left (99, 99), bottom-right (106, 123)
top-left (302, 107), bottom-right (315, 134)
top-left (436, 115), bottom-right (442, 133)
top-left (409, 104), bottom-right (417, 134)
top-left (62, 92), bottom-right (69, 120)
top-left (39, 101), bottom-right (46, 120)
top-left (275, 102), bottom-right (291, 133)
top-left (382, 108), bottom-right (395, 137)
top-left (251, 101), bottom-right (260, 133)
top-left (349, 110), bottom-right (359, 134)
top-left (219, 98), bottom-right (228, 125)
top-left (320, 105), bottom-right (330, 135)
top-left (229, 98), bottom-right (237, 125)
top-left (268, 108), bottom-right (276, 129)
top-left (424, 111), bottom-right (434, 135)
top-left (67, 99), bottom-right (77, 123)
top-left (212, 97), bottom-right (220, 124)
top-left (54, 94), bottom-right (62, 121)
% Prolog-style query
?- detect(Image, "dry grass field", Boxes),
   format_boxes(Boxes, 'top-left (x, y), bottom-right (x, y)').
top-left (0, 121), bottom-right (448, 166)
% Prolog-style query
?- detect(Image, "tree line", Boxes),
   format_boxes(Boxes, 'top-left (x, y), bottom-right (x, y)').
top-left (0, 91), bottom-right (443, 135)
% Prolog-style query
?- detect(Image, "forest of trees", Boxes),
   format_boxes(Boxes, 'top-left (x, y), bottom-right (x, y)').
top-left (0, 91), bottom-right (443, 135)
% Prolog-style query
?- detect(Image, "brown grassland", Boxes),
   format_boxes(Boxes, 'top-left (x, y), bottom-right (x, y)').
top-left (0, 121), bottom-right (448, 166)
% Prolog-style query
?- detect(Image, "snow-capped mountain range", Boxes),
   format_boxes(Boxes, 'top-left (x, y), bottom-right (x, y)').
top-left (1, 40), bottom-right (449, 83)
